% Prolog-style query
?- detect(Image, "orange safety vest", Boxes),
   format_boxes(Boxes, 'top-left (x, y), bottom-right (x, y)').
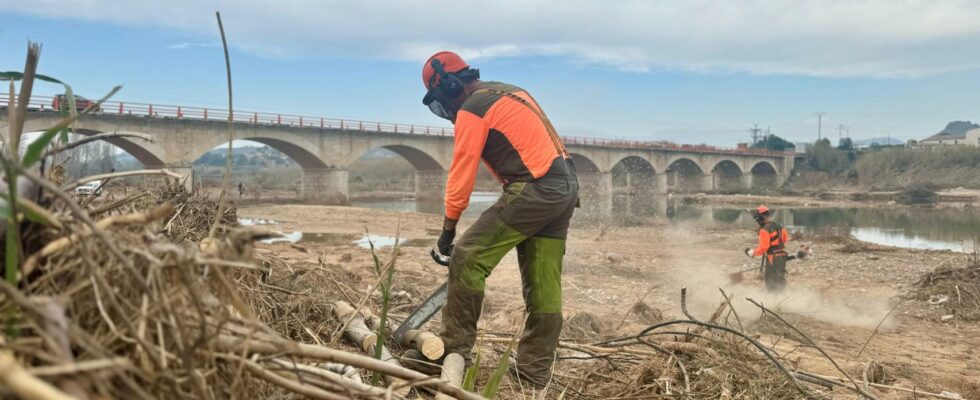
top-left (754, 221), bottom-right (789, 259)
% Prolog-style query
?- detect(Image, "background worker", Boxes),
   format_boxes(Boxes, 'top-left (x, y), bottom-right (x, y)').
top-left (744, 205), bottom-right (790, 292)
top-left (421, 51), bottom-right (579, 386)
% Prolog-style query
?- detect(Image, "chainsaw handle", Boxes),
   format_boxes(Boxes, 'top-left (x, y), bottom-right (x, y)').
top-left (430, 249), bottom-right (450, 267)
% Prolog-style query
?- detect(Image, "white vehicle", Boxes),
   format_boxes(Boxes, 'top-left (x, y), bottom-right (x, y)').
top-left (75, 180), bottom-right (103, 195)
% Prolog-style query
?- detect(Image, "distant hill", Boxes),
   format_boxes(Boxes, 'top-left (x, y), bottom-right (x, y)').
top-left (195, 145), bottom-right (297, 167)
top-left (938, 121), bottom-right (979, 135)
top-left (853, 137), bottom-right (903, 147)
top-left (115, 145), bottom-right (392, 169)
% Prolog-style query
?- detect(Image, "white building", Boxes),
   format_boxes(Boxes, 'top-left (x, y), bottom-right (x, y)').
top-left (919, 127), bottom-right (980, 147)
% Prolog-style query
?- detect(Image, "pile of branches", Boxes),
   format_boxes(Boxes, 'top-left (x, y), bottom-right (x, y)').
top-left (915, 262), bottom-right (980, 322)
top-left (1, 180), bottom-right (480, 400)
top-left (479, 289), bottom-right (895, 400)
top-left (134, 183), bottom-right (239, 243)
top-left (2, 40), bottom-right (477, 400)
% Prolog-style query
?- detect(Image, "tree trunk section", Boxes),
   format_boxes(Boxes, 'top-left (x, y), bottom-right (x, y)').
top-left (332, 301), bottom-right (409, 396)
top-left (435, 353), bottom-right (465, 400)
top-left (401, 329), bottom-right (445, 361)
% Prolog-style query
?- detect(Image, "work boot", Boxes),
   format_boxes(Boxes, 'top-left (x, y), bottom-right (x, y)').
top-left (509, 363), bottom-right (548, 389)
top-left (402, 349), bottom-right (442, 375)
top-left (439, 282), bottom-right (485, 364)
top-left (514, 312), bottom-right (562, 385)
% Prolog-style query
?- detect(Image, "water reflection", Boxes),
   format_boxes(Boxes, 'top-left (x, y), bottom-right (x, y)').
top-left (351, 192), bottom-right (980, 253)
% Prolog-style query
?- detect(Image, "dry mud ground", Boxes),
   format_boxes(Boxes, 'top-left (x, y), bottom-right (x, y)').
top-left (240, 204), bottom-right (980, 399)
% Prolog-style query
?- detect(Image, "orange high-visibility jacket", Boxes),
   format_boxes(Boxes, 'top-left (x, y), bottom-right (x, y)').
top-left (444, 82), bottom-right (563, 220)
top-left (753, 221), bottom-right (789, 257)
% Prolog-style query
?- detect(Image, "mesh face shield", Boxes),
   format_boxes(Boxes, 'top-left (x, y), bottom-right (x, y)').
top-left (421, 68), bottom-right (479, 122)
top-left (425, 97), bottom-right (457, 122)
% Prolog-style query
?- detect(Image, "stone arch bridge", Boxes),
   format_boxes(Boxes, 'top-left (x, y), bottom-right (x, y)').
top-left (5, 97), bottom-right (793, 211)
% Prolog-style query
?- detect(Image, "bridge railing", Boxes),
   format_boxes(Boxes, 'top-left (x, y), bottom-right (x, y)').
top-left (4, 95), bottom-right (455, 137)
top-left (4, 95), bottom-right (792, 157)
top-left (562, 136), bottom-right (792, 157)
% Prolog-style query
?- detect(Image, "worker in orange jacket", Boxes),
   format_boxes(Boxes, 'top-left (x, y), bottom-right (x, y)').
top-left (744, 205), bottom-right (790, 292)
top-left (420, 51), bottom-right (579, 386)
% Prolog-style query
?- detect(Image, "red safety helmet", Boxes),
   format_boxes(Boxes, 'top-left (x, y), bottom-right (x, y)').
top-left (421, 51), bottom-right (479, 121)
top-left (421, 51), bottom-right (470, 91)
top-left (752, 204), bottom-right (771, 226)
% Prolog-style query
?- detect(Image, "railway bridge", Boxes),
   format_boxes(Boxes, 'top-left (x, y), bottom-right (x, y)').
top-left (5, 96), bottom-right (794, 211)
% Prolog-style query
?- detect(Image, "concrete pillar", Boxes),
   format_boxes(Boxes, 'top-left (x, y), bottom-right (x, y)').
top-left (415, 170), bottom-right (447, 201)
top-left (774, 173), bottom-right (787, 188)
top-left (742, 174), bottom-right (754, 190)
top-left (654, 196), bottom-right (668, 217)
top-left (577, 171), bottom-right (613, 217)
top-left (166, 165), bottom-right (194, 192)
top-left (702, 174), bottom-right (715, 192)
top-left (655, 173), bottom-right (669, 195)
top-left (780, 208), bottom-right (795, 226)
top-left (701, 206), bottom-right (715, 223)
top-left (302, 168), bottom-right (349, 205)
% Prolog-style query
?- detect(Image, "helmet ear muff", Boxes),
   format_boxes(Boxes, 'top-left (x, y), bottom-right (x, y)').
top-left (430, 58), bottom-right (464, 99)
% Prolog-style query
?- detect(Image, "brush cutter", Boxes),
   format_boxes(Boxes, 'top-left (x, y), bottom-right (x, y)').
top-left (728, 244), bottom-right (812, 284)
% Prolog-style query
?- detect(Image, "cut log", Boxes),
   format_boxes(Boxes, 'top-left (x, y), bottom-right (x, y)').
top-left (435, 353), bottom-right (465, 400)
top-left (332, 301), bottom-right (410, 396)
top-left (401, 329), bottom-right (445, 361)
top-left (359, 308), bottom-right (390, 336)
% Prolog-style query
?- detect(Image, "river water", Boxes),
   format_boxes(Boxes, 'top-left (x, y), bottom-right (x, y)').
top-left (351, 192), bottom-right (980, 253)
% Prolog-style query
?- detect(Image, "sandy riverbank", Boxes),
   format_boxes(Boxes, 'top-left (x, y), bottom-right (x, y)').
top-left (239, 203), bottom-right (980, 398)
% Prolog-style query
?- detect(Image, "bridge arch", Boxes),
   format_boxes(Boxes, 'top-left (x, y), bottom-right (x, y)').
top-left (568, 153), bottom-right (600, 173)
top-left (710, 159), bottom-right (744, 193)
top-left (750, 160), bottom-right (779, 191)
top-left (611, 155), bottom-right (657, 195)
top-left (358, 144), bottom-right (445, 171)
top-left (348, 144), bottom-right (448, 203)
top-left (190, 138), bottom-right (346, 203)
top-left (20, 120), bottom-right (166, 167)
top-left (666, 157), bottom-right (706, 193)
top-left (193, 137), bottom-right (328, 170)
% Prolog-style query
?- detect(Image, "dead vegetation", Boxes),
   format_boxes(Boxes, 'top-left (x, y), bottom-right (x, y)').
top-left (1, 27), bottom-right (974, 400)
top-left (1, 40), bottom-right (475, 400)
top-left (914, 244), bottom-right (980, 322)
top-left (3, 177), bottom-right (485, 399)
top-left (136, 183), bottom-right (239, 243)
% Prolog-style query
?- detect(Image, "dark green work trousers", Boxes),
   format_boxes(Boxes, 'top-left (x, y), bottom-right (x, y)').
top-left (440, 159), bottom-right (578, 385)
top-left (763, 251), bottom-right (788, 292)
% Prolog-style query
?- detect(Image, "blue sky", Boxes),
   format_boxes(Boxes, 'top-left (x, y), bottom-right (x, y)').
top-left (2, 1), bottom-right (980, 146)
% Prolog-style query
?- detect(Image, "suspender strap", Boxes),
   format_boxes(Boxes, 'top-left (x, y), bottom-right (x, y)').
top-left (473, 88), bottom-right (569, 158)
top-left (767, 222), bottom-right (785, 251)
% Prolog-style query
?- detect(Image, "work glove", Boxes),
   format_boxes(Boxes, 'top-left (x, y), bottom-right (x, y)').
top-left (438, 229), bottom-right (456, 256)
top-left (743, 248), bottom-right (753, 258)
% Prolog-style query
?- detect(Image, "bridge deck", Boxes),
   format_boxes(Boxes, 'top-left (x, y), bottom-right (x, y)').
top-left (3, 95), bottom-right (792, 159)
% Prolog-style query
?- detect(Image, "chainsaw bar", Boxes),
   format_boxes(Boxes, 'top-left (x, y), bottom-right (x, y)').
top-left (393, 249), bottom-right (450, 342)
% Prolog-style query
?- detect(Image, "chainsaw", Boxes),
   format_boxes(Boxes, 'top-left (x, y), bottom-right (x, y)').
top-left (392, 249), bottom-right (450, 343)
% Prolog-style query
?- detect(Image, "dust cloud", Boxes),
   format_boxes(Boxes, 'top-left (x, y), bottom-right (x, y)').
top-left (660, 224), bottom-right (896, 330)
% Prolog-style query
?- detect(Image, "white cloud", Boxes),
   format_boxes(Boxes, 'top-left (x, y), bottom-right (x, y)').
top-left (166, 41), bottom-right (219, 50)
top-left (6, 0), bottom-right (980, 78)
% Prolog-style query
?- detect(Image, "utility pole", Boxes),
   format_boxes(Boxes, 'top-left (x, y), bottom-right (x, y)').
top-left (837, 124), bottom-right (845, 145)
top-left (815, 112), bottom-right (826, 141)
top-left (748, 123), bottom-right (763, 145)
